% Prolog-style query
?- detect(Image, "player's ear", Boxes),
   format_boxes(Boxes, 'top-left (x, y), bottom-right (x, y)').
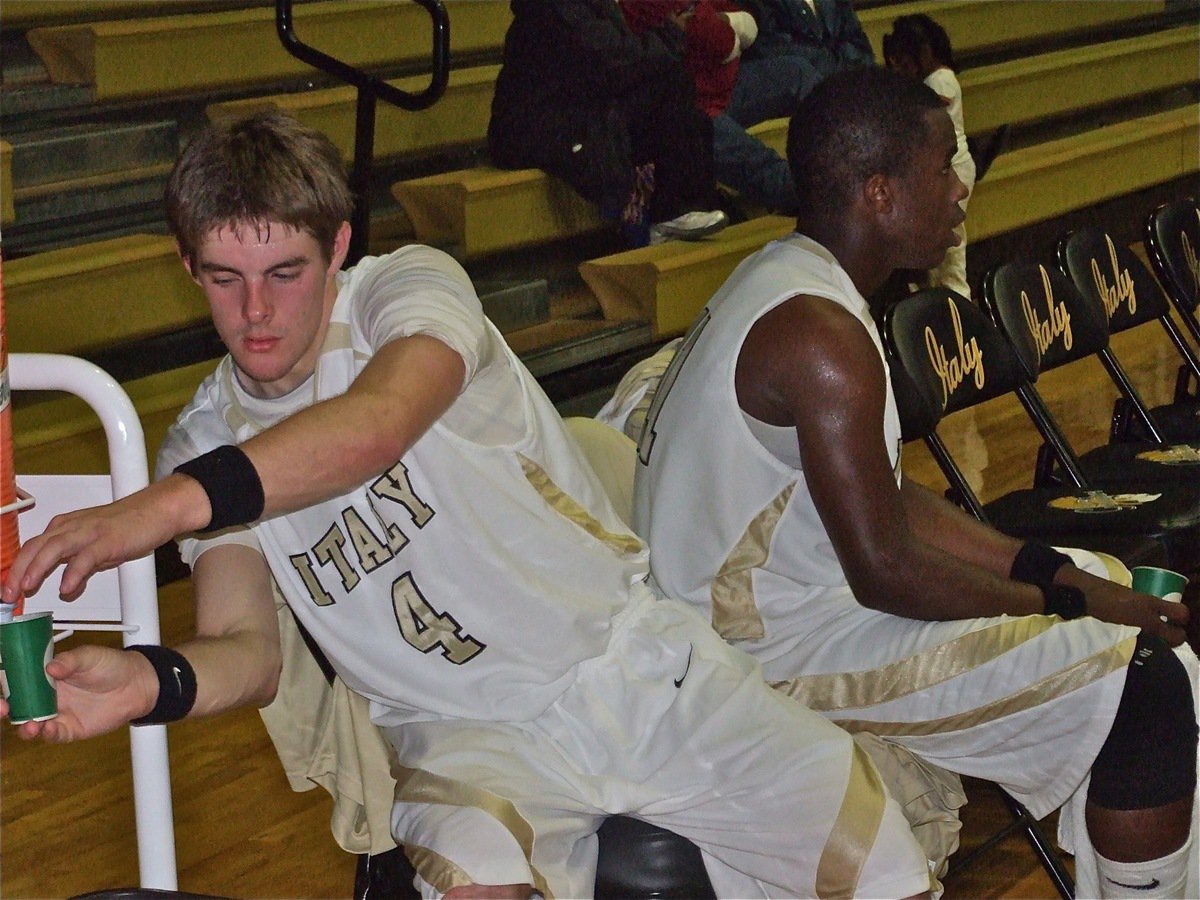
top-left (177, 242), bottom-right (198, 283)
top-left (328, 221), bottom-right (351, 272)
top-left (863, 173), bottom-right (893, 214)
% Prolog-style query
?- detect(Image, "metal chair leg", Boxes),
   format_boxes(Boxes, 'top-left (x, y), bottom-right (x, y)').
top-left (997, 787), bottom-right (1075, 900)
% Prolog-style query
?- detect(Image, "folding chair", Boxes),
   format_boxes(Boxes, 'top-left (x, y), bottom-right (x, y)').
top-left (1144, 198), bottom-right (1200, 394)
top-left (983, 258), bottom-right (1200, 500)
top-left (883, 287), bottom-right (1171, 570)
top-left (880, 289), bottom-right (1091, 899)
top-left (1058, 226), bottom-right (1200, 445)
top-left (8, 352), bottom-right (177, 891)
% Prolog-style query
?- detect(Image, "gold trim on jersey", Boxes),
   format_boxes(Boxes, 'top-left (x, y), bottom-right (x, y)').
top-left (394, 764), bottom-right (553, 898)
top-left (770, 616), bottom-right (1066, 712)
top-left (822, 635), bottom-right (1136, 737)
top-left (710, 484), bottom-right (795, 641)
top-left (519, 454), bottom-right (643, 557)
top-left (815, 740), bottom-right (898, 898)
top-left (403, 845), bottom-right (475, 894)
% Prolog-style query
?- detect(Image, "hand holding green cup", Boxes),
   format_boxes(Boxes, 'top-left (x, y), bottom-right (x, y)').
top-left (0, 611), bottom-right (58, 724)
top-left (1131, 566), bottom-right (1188, 604)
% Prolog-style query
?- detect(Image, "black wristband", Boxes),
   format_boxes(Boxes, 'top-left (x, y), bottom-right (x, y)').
top-left (1010, 541), bottom-right (1072, 586)
top-left (1041, 583), bottom-right (1087, 620)
top-left (174, 445), bottom-right (265, 533)
top-left (126, 644), bottom-right (198, 725)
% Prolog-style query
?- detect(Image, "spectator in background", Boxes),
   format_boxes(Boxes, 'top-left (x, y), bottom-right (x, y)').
top-left (488, 0), bottom-right (728, 246)
top-left (622, 1), bottom-right (800, 215)
top-left (728, 0), bottom-right (874, 127)
top-left (884, 13), bottom-right (975, 300)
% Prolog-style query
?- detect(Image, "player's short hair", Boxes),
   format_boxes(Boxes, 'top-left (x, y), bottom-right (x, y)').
top-left (787, 66), bottom-right (943, 227)
top-left (165, 109), bottom-right (354, 266)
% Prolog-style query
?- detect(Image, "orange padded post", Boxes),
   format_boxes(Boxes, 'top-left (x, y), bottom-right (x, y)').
top-left (1, 254), bottom-right (25, 615)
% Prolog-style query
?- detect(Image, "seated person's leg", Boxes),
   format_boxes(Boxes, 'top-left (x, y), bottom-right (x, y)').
top-left (1085, 634), bottom-right (1196, 897)
top-left (712, 113), bottom-right (800, 215)
top-left (623, 67), bottom-right (719, 225)
top-left (727, 55), bottom-right (822, 128)
top-left (383, 719), bottom-right (602, 900)
top-left (592, 596), bottom-right (932, 899)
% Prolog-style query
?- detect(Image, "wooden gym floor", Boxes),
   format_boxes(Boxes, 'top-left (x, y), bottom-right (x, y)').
top-left (1, 312), bottom-right (1193, 899)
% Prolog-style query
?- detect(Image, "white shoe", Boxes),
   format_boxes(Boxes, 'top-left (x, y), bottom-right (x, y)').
top-left (649, 210), bottom-right (729, 244)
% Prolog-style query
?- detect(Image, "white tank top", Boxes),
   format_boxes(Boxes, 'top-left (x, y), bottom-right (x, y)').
top-left (634, 234), bottom-right (902, 664)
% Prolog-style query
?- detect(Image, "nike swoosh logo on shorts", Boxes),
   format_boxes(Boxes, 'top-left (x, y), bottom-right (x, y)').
top-left (1107, 878), bottom-right (1161, 890)
top-left (674, 646), bottom-right (693, 688)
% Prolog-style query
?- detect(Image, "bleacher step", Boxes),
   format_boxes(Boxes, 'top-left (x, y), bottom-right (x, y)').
top-left (11, 162), bottom-right (173, 236)
top-left (477, 278), bottom-right (550, 334)
top-left (580, 216), bottom-right (795, 338)
top-left (8, 119), bottom-right (177, 189)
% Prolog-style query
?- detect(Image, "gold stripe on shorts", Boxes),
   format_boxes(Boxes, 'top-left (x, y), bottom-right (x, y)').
top-left (771, 615), bottom-right (1065, 712)
top-left (827, 634), bottom-right (1137, 737)
top-left (816, 740), bottom-right (893, 899)
top-left (711, 484), bottom-right (795, 641)
top-left (394, 764), bottom-right (553, 898)
top-left (519, 454), bottom-right (644, 557)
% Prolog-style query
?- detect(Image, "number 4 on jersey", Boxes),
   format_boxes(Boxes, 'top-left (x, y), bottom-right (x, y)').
top-left (392, 573), bottom-right (486, 664)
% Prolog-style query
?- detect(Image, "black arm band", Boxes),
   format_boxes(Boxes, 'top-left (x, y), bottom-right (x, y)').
top-left (126, 644), bottom-right (198, 725)
top-left (174, 445), bottom-right (265, 533)
top-left (1041, 583), bottom-right (1087, 620)
top-left (1010, 541), bottom-right (1073, 586)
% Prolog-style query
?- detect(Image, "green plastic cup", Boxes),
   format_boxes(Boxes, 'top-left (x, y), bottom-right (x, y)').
top-left (0, 612), bottom-right (57, 724)
top-left (1131, 566), bottom-right (1188, 603)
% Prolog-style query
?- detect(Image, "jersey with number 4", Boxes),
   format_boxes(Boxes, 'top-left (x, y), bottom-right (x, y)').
top-left (158, 246), bottom-right (648, 727)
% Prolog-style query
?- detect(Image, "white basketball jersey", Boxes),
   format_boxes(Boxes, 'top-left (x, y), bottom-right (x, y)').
top-left (634, 234), bottom-right (903, 664)
top-left (160, 247), bottom-right (649, 727)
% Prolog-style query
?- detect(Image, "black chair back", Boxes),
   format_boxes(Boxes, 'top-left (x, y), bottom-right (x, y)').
top-left (982, 260), bottom-right (1110, 377)
top-left (1058, 227), bottom-right (1173, 334)
top-left (884, 287), bottom-right (1030, 419)
top-left (1145, 198), bottom-right (1200, 316)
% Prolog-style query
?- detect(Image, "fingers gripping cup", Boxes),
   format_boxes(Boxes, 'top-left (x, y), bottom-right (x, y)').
top-left (1132, 566), bottom-right (1189, 604)
top-left (0, 611), bottom-right (57, 723)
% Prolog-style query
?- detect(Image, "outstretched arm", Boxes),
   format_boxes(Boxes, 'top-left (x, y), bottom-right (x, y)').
top-left (737, 294), bottom-right (1187, 643)
top-left (3, 334), bottom-right (464, 603)
top-left (5, 544), bottom-right (280, 739)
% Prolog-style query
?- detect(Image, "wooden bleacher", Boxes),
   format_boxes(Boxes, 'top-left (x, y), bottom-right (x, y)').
top-left (746, 23), bottom-right (1200, 154)
top-left (4, 235), bottom-right (204, 356)
top-left (969, 105), bottom-right (1199, 242)
top-left (24, 0), bottom-right (511, 102)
